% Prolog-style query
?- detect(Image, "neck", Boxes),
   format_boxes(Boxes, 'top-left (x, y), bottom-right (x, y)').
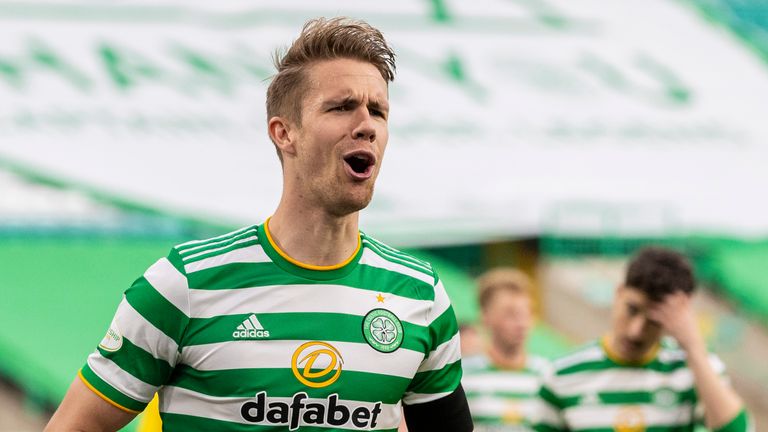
top-left (487, 342), bottom-right (527, 370)
top-left (268, 201), bottom-right (360, 267)
top-left (603, 333), bottom-right (658, 366)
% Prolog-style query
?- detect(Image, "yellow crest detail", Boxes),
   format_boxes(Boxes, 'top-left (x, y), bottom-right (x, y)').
top-left (615, 406), bottom-right (646, 432)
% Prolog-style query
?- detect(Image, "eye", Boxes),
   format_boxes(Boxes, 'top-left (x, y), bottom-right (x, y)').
top-left (331, 105), bottom-right (348, 112)
top-left (370, 108), bottom-right (387, 120)
top-left (627, 304), bottom-right (640, 316)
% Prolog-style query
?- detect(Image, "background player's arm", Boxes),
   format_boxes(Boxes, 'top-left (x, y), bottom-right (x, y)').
top-left (649, 292), bottom-right (746, 431)
top-left (44, 376), bottom-right (136, 432)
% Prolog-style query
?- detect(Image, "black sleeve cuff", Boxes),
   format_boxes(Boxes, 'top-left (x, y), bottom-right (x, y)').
top-left (403, 384), bottom-right (473, 432)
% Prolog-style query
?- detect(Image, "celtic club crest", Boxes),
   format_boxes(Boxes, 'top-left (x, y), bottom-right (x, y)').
top-left (362, 309), bottom-right (404, 353)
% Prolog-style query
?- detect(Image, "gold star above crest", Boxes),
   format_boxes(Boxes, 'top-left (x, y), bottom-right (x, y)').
top-left (376, 293), bottom-right (385, 303)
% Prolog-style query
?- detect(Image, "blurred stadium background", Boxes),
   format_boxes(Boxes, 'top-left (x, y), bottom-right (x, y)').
top-left (2, 0), bottom-right (768, 430)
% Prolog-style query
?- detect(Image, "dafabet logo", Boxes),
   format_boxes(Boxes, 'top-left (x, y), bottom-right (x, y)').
top-left (239, 341), bottom-right (383, 430)
top-left (291, 341), bottom-right (343, 388)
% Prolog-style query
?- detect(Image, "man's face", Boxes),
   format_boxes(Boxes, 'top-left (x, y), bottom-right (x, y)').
top-left (482, 290), bottom-right (532, 353)
top-left (286, 58), bottom-right (389, 217)
top-left (610, 286), bottom-right (664, 362)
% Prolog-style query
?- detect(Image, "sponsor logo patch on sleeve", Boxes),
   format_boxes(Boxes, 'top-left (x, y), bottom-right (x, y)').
top-left (98, 320), bottom-right (123, 352)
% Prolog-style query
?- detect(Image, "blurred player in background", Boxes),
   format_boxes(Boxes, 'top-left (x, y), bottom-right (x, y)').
top-left (46, 16), bottom-right (472, 432)
top-left (463, 267), bottom-right (550, 431)
top-left (536, 247), bottom-right (752, 432)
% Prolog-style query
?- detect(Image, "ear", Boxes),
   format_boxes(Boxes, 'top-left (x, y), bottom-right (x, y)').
top-left (268, 116), bottom-right (298, 158)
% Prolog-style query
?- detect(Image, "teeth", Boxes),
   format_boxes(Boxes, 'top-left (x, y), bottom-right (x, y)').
top-left (345, 154), bottom-right (371, 165)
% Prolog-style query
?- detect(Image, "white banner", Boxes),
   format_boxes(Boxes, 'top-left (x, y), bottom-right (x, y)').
top-left (1, 0), bottom-right (767, 244)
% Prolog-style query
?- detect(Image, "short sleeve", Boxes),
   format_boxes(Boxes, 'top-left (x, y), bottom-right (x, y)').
top-left (402, 278), bottom-right (462, 405)
top-left (714, 409), bottom-right (753, 432)
top-left (79, 249), bottom-right (190, 413)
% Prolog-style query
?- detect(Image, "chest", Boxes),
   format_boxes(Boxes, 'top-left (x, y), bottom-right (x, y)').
top-left (174, 283), bottom-right (431, 404)
top-left (558, 369), bottom-right (697, 431)
top-left (463, 370), bottom-right (543, 427)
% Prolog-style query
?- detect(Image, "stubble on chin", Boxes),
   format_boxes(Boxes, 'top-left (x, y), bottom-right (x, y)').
top-left (324, 183), bottom-right (375, 217)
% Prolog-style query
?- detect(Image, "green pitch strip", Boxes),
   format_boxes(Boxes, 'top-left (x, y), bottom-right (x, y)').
top-left (0, 238), bottom-right (180, 430)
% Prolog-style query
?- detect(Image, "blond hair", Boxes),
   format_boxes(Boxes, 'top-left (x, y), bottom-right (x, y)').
top-left (477, 267), bottom-right (533, 310)
top-left (266, 17), bottom-right (396, 127)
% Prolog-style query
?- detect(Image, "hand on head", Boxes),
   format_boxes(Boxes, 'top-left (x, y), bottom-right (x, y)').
top-left (647, 291), bottom-right (704, 352)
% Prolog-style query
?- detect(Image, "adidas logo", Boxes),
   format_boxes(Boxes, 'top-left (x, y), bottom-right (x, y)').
top-left (233, 314), bottom-right (270, 339)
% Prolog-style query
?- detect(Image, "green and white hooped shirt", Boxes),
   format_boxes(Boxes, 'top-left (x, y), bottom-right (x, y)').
top-left (463, 353), bottom-right (551, 431)
top-left (536, 337), bottom-right (753, 432)
top-left (81, 220), bottom-right (463, 431)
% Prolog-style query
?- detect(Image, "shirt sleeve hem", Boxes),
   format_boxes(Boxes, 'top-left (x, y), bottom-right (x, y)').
top-left (713, 409), bottom-right (750, 432)
top-left (78, 368), bottom-right (143, 414)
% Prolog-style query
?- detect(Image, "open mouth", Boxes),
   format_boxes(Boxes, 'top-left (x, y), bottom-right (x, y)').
top-left (343, 152), bottom-right (375, 177)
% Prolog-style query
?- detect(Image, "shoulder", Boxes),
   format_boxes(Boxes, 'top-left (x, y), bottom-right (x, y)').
top-left (359, 232), bottom-right (438, 287)
top-left (461, 354), bottom-right (492, 373)
top-left (550, 340), bottom-right (605, 376)
top-left (171, 225), bottom-right (262, 274)
top-left (656, 338), bottom-right (688, 364)
top-left (657, 338), bottom-right (725, 374)
top-left (527, 354), bottom-right (553, 375)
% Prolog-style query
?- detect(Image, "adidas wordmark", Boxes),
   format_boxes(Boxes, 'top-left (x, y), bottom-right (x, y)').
top-left (233, 314), bottom-right (270, 339)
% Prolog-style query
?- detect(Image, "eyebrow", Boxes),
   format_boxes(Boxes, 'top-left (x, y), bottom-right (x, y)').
top-left (323, 95), bottom-right (389, 113)
top-left (369, 98), bottom-right (389, 113)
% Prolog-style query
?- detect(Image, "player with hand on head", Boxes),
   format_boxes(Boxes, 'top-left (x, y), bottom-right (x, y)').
top-left (536, 247), bottom-right (752, 432)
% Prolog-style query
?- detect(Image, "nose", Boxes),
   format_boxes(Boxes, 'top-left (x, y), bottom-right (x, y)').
top-left (352, 108), bottom-right (376, 142)
top-left (627, 316), bottom-right (647, 339)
